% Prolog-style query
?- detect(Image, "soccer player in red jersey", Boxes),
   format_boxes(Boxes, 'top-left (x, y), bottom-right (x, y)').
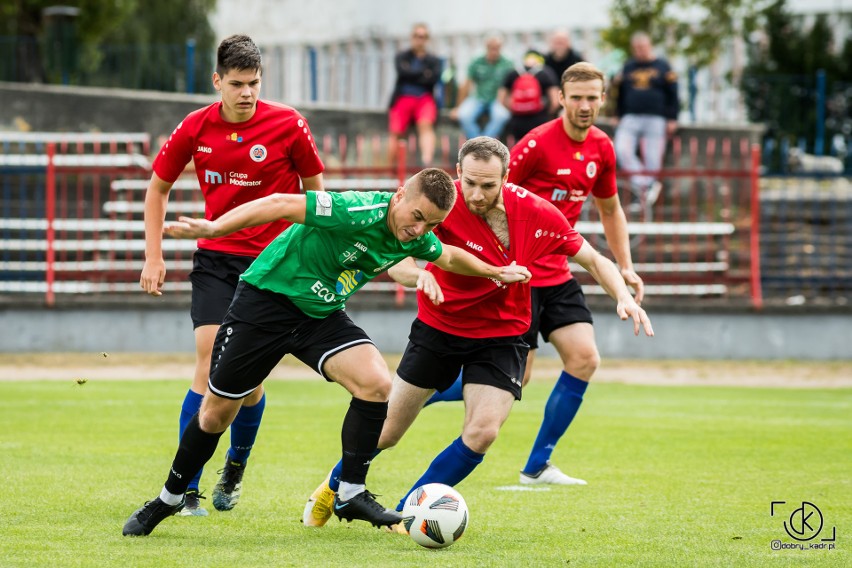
top-left (139, 35), bottom-right (325, 515)
top-left (302, 137), bottom-right (652, 527)
top-left (508, 62), bottom-right (645, 485)
top-left (425, 62), bottom-right (646, 485)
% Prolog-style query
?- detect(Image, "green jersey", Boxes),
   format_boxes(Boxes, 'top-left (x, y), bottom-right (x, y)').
top-left (241, 191), bottom-right (443, 317)
top-left (467, 55), bottom-right (514, 102)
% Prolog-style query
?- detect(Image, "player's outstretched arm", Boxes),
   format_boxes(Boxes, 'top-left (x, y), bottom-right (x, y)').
top-left (388, 257), bottom-right (444, 305)
top-left (164, 193), bottom-right (308, 239)
top-left (571, 241), bottom-right (654, 337)
top-left (596, 194), bottom-right (645, 304)
top-left (140, 173), bottom-right (173, 297)
top-left (431, 244), bottom-right (531, 283)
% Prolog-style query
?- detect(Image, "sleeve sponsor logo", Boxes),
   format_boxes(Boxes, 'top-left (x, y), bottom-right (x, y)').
top-left (316, 192), bottom-right (332, 216)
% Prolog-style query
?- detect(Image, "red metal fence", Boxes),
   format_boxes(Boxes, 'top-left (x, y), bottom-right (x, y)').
top-left (1, 132), bottom-right (763, 307)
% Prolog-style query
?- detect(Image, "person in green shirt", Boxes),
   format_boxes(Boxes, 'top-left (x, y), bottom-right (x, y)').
top-left (450, 34), bottom-right (515, 139)
top-left (122, 168), bottom-right (531, 537)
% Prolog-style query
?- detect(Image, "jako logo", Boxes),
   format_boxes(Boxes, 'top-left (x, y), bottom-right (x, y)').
top-left (205, 170), bottom-right (223, 184)
top-left (197, 146), bottom-right (212, 154)
top-left (466, 240), bottom-right (483, 252)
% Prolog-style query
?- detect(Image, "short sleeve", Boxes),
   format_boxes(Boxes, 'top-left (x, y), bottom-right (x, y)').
top-left (152, 118), bottom-right (194, 183)
top-left (409, 232), bottom-right (443, 262)
top-left (288, 114), bottom-right (324, 179)
top-left (507, 135), bottom-right (540, 187)
top-left (590, 138), bottom-right (618, 200)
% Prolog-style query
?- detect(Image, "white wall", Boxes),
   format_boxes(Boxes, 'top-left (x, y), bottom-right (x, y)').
top-left (210, 0), bottom-right (613, 45)
top-left (211, 0), bottom-right (852, 45)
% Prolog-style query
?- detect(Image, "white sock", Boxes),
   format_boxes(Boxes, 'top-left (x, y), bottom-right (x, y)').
top-left (337, 482), bottom-right (365, 502)
top-left (159, 487), bottom-right (183, 506)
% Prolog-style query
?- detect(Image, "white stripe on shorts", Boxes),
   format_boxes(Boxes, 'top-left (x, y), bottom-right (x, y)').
top-left (317, 338), bottom-right (375, 380)
top-left (207, 379), bottom-right (258, 400)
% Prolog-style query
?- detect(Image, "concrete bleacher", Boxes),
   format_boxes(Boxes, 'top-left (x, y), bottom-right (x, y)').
top-left (0, 130), bottom-right (762, 307)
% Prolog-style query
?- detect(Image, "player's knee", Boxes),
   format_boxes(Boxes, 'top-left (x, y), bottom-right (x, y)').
top-left (378, 429), bottom-right (401, 449)
top-left (565, 346), bottom-right (600, 378)
top-left (197, 406), bottom-right (231, 434)
top-left (463, 422), bottom-right (499, 454)
top-left (353, 373), bottom-right (392, 402)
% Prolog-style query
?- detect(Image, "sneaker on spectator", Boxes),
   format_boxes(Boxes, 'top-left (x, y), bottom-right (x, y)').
top-left (646, 180), bottom-right (663, 207)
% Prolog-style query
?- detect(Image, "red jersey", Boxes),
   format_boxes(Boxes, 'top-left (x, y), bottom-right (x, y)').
top-left (508, 120), bottom-right (617, 286)
top-left (417, 180), bottom-right (585, 339)
top-left (153, 100), bottom-right (325, 256)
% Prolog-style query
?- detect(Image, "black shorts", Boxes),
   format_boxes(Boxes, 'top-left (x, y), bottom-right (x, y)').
top-left (522, 279), bottom-right (594, 349)
top-left (207, 281), bottom-right (373, 399)
top-left (396, 318), bottom-right (528, 400)
top-left (189, 249), bottom-right (255, 328)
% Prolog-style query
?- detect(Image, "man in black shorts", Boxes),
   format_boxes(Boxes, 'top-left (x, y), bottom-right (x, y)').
top-left (302, 137), bottom-right (652, 529)
top-left (123, 168), bottom-right (532, 537)
top-left (140, 34), bottom-right (325, 515)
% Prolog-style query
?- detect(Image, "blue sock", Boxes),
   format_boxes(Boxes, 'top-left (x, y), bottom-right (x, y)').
top-left (424, 372), bottom-right (464, 406)
top-left (396, 437), bottom-right (483, 511)
top-left (328, 448), bottom-right (382, 492)
top-left (228, 392), bottom-right (266, 464)
top-left (179, 389), bottom-right (205, 490)
top-left (522, 371), bottom-right (588, 475)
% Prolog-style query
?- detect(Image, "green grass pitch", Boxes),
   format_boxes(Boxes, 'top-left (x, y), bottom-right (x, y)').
top-left (1, 377), bottom-right (849, 567)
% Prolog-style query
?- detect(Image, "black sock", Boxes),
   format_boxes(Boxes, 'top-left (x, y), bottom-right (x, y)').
top-left (340, 398), bottom-right (388, 485)
top-left (164, 413), bottom-right (224, 495)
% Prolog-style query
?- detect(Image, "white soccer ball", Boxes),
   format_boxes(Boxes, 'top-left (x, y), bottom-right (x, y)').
top-left (401, 483), bottom-right (468, 549)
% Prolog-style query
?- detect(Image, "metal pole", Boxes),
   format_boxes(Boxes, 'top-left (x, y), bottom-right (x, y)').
top-left (748, 143), bottom-right (763, 310)
top-left (308, 46), bottom-right (318, 102)
top-left (186, 38), bottom-right (196, 94)
top-left (815, 69), bottom-right (826, 156)
top-left (46, 142), bottom-right (56, 307)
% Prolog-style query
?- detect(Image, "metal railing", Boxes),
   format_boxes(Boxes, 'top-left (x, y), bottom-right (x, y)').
top-left (0, 131), bottom-right (779, 309)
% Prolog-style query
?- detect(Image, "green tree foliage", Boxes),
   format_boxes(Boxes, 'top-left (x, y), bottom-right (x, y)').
top-left (603, 0), bottom-right (772, 68)
top-left (92, 0), bottom-right (217, 92)
top-left (1, 0), bottom-right (215, 92)
top-left (2, 0), bottom-right (132, 82)
top-left (740, 0), bottom-right (852, 154)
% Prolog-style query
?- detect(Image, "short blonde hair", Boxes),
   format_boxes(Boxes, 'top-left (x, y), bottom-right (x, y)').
top-left (561, 62), bottom-right (605, 90)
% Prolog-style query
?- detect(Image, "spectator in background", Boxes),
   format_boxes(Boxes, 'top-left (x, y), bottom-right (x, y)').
top-left (388, 23), bottom-right (443, 166)
top-left (544, 29), bottom-right (584, 86)
top-left (498, 49), bottom-right (559, 142)
top-left (613, 32), bottom-right (679, 206)
top-left (450, 34), bottom-right (514, 140)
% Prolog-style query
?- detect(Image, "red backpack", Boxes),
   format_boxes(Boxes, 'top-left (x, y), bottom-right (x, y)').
top-left (509, 72), bottom-right (544, 115)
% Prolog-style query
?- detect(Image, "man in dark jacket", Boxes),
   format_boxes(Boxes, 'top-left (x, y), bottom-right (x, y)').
top-left (613, 32), bottom-right (679, 207)
top-left (388, 23), bottom-right (443, 166)
top-left (544, 29), bottom-right (584, 86)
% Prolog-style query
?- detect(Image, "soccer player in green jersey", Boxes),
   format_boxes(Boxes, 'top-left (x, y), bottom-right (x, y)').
top-left (123, 168), bottom-right (531, 537)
